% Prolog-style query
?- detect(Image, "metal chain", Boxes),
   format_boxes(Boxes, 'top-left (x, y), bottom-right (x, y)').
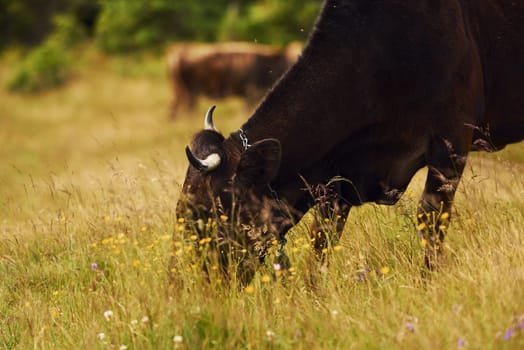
top-left (238, 128), bottom-right (251, 150)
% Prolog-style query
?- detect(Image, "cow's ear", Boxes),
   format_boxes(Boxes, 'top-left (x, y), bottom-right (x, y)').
top-left (236, 139), bottom-right (281, 187)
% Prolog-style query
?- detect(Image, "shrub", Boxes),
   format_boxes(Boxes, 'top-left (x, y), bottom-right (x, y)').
top-left (7, 41), bottom-right (72, 93)
top-left (6, 15), bottom-right (84, 93)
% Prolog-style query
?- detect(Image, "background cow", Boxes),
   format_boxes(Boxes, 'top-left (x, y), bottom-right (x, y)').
top-left (166, 41), bottom-right (302, 118)
top-left (178, 0), bottom-right (524, 283)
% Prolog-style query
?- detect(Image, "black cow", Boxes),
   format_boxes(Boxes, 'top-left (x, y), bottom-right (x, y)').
top-left (177, 0), bottom-right (524, 282)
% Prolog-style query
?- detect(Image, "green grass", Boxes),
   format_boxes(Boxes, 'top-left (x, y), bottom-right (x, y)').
top-left (1, 53), bottom-right (523, 349)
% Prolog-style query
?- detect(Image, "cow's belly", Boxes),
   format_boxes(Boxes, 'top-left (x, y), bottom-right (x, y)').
top-left (329, 137), bottom-right (428, 205)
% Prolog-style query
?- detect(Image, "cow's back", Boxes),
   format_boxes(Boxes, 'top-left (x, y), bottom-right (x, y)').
top-left (166, 42), bottom-right (292, 106)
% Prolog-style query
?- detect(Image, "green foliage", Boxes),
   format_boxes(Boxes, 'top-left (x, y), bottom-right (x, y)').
top-left (95, 0), bottom-right (230, 53)
top-left (219, 0), bottom-right (321, 44)
top-left (49, 14), bottom-right (87, 47)
top-left (6, 14), bottom-right (84, 93)
top-left (7, 41), bottom-right (72, 93)
top-left (2, 0), bottom-right (322, 55)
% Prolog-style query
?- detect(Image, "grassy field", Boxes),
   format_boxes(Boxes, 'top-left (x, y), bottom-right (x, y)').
top-left (1, 52), bottom-right (523, 349)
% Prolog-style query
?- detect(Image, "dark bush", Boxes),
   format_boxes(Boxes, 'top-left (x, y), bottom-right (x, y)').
top-left (0, 0), bottom-right (99, 50)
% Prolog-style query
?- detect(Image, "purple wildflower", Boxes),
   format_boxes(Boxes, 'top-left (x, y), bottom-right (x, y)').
top-left (91, 262), bottom-right (98, 271)
top-left (503, 328), bottom-right (514, 341)
top-left (457, 338), bottom-right (466, 348)
top-left (405, 322), bottom-right (415, 333)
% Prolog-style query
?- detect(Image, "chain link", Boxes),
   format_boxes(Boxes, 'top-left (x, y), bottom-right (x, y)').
top-left (238, 128), bottom-right (251, 150)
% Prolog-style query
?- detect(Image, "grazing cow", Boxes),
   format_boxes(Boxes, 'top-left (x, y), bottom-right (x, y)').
top-left (177, 0), bottom-right (524, 283)
top-left (166, 41), bottom-right (302, 118)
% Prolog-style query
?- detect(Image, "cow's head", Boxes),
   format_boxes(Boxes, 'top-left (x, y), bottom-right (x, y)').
top-left (176, 106), bottom-right (282, 282)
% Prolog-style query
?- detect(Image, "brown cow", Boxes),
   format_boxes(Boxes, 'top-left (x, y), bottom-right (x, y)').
top-left (166, 41), bottom-right (302, 118)
top-left (177, 0), bottom-right (524, 283)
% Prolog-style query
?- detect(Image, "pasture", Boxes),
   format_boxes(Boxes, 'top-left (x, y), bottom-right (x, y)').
top-left (1, 52), bottom-right (523, 349)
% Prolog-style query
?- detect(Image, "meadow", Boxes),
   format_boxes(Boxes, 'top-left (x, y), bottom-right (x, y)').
top-left (1, 52), bottom-right (523, 349)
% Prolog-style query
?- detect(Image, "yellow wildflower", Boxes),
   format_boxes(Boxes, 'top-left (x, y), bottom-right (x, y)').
top-left (245, 285), bottom-right (255, 294)
top-left (379, 266), bottom-right (390, 275)
top-left (261, 274), bottom-right (271, 283)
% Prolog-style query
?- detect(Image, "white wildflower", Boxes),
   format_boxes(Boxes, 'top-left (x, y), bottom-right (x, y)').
top-left (173, 335), bottom-right (183, 343)
top-left (103, 310), bottom-right (113, 321)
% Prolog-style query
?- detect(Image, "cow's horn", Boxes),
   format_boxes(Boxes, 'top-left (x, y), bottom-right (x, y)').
top-left (185, 146), bottom-right (221, 172)
top-left (204, 105), bottom-right (217, 131)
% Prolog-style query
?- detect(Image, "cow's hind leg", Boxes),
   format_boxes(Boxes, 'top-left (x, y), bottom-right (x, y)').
top-left (418, 132), bottom-right (471, 270)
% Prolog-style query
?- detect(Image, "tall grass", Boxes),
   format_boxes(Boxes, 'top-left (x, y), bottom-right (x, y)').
top-left (1, 54), bottom-right (523, 349)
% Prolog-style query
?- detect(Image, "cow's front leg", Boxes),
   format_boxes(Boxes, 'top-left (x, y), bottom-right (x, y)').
top-left (419, 133), bottom-right (470, 270)
top-left (310, 199), bottom-right (350, 259)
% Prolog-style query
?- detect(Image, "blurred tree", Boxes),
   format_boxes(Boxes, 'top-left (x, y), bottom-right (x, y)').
top-left (0, 0), bottom-right (99, 50)
top-left (1, 0), bottom-right (322, 53)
